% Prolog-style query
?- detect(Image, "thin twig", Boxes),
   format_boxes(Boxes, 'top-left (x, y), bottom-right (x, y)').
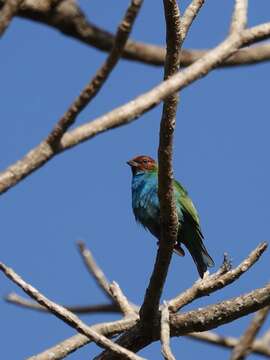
top-left (0, 262), bottom-right (144, 360)
top-left (46, 0), bottom-right (143, 148)
top-left (161, 302), bottom-right (176, 360)
top-left (77, 241), bottom-right (112, 300)
top-left (168, 242), bottom-right (267, 312)
top-left (1, 22), bottom-right (270, 196)
top-left (181, 0), bottom-right (205, 40)
top-left (109, 282), bottom-right (136, 316)
top-left (5, 292), bottom-right (120, 314)
top-left (230, 0), bottom-right (248, 34)
top-left (230, 306), bottom-right (270, 360)
top-left (139, 0), bottom-right (181, 325)
top-left (0, 0), bottom-right (22, 36)
top-left (187, 331), bottom-right (270, 357)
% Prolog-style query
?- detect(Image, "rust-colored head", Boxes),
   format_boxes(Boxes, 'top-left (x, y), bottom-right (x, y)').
top-left (127, 155), bottom-right (157, 175)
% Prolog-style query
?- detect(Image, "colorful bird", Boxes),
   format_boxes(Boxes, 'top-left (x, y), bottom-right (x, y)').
top-left (127, 155), bottom-right (214, 278)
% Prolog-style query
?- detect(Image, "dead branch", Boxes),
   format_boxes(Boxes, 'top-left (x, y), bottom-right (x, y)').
top-left (161, 302), bottom-right (176, 360)
top-left (230, 0), bottom-right (248, 34)
top-left (5, 292), bottom-right (120, 314)
top-left (5, 0), bottom-right (270, 68)
top-left (109, 282), bottom-right (136, 316)
top-left (187, 331), bottom-right (270, 358)
top-left (46, 0), bottom-right (143, 148)
top-left (0, 0), bottom-right (22, 36)
top-left (230, 306), bottom-right (270, 360)
top-left (168, 242), bottom-right (267, 312)
top-left (1, 22), bottom-right (270, 197)
top-left (0, 262), bottom-right (144, 360)
top-left (139, 0), bottom-right (182, 326)
top-left (28, 317), bottom-right (139, 360)
top-left (77, 241), bottom-right (112, 299)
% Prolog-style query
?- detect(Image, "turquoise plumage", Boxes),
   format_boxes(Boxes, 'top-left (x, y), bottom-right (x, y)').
top-left (127, 155), bottom-right (214, 278)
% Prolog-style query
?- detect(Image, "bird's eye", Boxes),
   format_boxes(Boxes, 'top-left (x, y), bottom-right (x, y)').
top-left (143, 159), bottom-right (148, 164)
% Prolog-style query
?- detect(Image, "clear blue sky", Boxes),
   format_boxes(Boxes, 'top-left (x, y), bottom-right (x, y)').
top-left (1, 1), bottom-right (270, 359)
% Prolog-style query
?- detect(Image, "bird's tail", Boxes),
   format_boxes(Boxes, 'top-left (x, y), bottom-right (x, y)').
top-left (184, 237), bottom-right (214, 278)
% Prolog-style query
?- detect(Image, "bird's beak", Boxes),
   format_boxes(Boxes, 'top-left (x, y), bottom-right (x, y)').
top-left (126, 159), bottom-right (138, 167)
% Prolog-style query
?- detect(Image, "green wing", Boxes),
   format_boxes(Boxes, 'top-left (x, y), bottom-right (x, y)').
top-left (173, 179), bottom-right (200, 226)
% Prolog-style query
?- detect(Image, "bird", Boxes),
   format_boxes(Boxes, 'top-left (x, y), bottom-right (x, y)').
top-left (127, 155), bottom-right (214, 278)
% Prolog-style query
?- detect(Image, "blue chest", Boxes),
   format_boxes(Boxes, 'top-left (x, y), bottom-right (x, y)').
top-left (131, 172), bottom-right (160, 228)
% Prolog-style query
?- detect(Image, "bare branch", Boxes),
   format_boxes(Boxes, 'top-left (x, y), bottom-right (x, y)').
top-left (91, 283), bottom-right (270, 359)
top-left (5, 292), bottom-right (120, 314)
top-left (161, 302), bottom-right (176, 360)
top-left (109, 282), bottom-right (136, 316)
top-left (139, 0), bottom-right (181, 325)
top-left (187, 331), bottom-right (270, 358)
top-left (168, 242), bottom-right (267, 312)
top-left (181, 0), bottom-right (205, 40)
top-left (171, 284), bottom-right (270, 335)
top-left (1, 22), bottom-right (270, 197)
top-left (9, 0), bottom-right (270, 68)
top-left (230, 0), bottom-right (248, 34)
top-left (0, 0), bottom-right (22, 36)
top-left (230, 306), bottom-right (270, 360)
top-left (46, 0), bottom-right (143, 148)
top-left (28, 317), bottom-right (139, 360)
top-left (0, 262), bottom-right (144, 360)
top-left (77, 241), bottom-right (112, 300)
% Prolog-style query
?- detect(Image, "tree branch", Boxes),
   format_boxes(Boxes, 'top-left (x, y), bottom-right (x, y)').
top-left (230, 0), bottom-right (248, 34)
top-left (187, 331), bottom-right (270, 358)
top-left (0, 262), bottom-right (144, 360)
top-left (0, 0), bottom-right (23, 36)
top-left (230, 306), bottom-right (270, 360)
top-left (28, 317), bottom-right (139, 360)
top-left (7, 0), bottom-right (270, 68)
top-left (168, 242), bottom-right (267, 312)
top-left (5, 292), bottom-right (120, 314)
top-left (161, 302), bottom-right (176, 360)
top-left (1, 22), bottom-right (270, 197)
top-left (91, 283), bottom-right (270, 359)
top-left (181, 0), bottom-right (205, 41)
top-left (77, 241), bottom-right (112, 300)
top-left (139, 0), bottom-right (182, 325)
top-left (45, 0), bottom-right (143, 148)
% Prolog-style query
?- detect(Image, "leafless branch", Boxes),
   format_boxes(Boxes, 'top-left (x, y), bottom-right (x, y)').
top-left (230, 0), bottom-right (248, 34)
top-left (161, 302), bottom-right (176, 360)
top-left (139, 0), bottom-right (181, 325)
top-left (1, 22), bottom-right (270, 197)
top-left (109, 282), bottom-right (136, 316)
top-left (230, 306), bottom-right (270, 360)
top-left (181, 0), bottom-right (205, 40)
top-left (0, 0), bottom-right (22, 36)
top-left (46, 0), bottom-right (143, 148)
top-left (171, 284), bottom-right (270, 335)
top-left (28, 316), bottom-right (139, 360)
top-left (187, 331), bottom-right (270, 358)
top-left (8, 0), bottom-right (270, 68)
top-left (91, 283), bottom-right (270, 359)
top-left (5, 292), bottom-right (120, 314)
top-left (168, 242), bottom-right (267, 312)
top-left (77, 241), bottom-right (112, 300)
top-left (0, 262), bottom-right (144, 360)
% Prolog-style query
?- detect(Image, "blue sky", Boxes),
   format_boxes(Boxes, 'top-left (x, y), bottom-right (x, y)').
top-left (1, 0), bottom-right (270, 359)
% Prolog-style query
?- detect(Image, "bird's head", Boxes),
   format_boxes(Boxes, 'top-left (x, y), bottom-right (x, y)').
top-left (127, 155), bottom-right (157, 175)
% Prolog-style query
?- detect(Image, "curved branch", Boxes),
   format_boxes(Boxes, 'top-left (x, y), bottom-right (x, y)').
top-left (8, 0), bottom-right (270, 68)
top-left (1, 22), bottom-right (269, 197)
